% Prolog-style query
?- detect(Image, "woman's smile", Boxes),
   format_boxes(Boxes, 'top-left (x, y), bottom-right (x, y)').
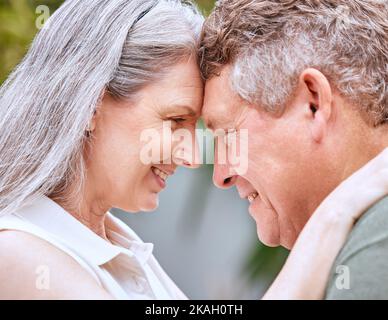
top-left (151, 166), bottom-right (171, 189)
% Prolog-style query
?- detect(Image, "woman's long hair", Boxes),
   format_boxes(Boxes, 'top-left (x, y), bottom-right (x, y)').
top-left (0, 0), bottom-right (203, 215)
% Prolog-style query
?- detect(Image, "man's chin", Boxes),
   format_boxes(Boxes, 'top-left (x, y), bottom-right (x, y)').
top-left (256, 228), bottom-right (296, 249)
top-left (257, 228), bottom-right (281, 248)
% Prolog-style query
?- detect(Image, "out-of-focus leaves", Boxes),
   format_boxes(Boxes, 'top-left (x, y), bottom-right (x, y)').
top-left (195, 0), bottom-right (215, 15)
top-left (244, 242), bottom-right (289, 292)
top-left (0, 0), bottom-right (63, 83)
top-left (0, 0), bottom-right (35, 83)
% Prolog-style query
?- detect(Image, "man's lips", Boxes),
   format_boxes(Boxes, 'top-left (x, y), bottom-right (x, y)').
top-left (247, 192), bottom-right (259, 203)
top-left (238, 189), bottom-right (260, 203)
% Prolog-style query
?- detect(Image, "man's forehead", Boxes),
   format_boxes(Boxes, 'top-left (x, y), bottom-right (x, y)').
top-left (202, 70), bottom-right (242, 130)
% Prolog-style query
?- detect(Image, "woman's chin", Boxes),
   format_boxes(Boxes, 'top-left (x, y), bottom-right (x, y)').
top-left (119, 193), bottom-right (159, 213)
top-left (138, 193), bottom-right (159, 212)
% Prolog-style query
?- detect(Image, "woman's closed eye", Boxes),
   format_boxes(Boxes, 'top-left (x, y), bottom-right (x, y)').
top-left (170, 117), bottom-right (187, 124)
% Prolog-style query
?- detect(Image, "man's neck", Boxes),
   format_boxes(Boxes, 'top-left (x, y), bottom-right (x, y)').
top-left (341, 124), bottom-right (388, 181)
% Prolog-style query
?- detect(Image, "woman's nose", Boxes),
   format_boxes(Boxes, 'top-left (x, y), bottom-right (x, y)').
top-left (213, 163), bottom-right (237, 189)
top-left (172, 136), bottom-right (201, 169)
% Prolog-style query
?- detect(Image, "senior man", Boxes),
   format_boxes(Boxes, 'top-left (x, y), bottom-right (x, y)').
top-left (200, 0), bottom-right (388, 299)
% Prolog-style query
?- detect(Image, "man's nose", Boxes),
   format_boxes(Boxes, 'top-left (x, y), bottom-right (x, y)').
top-left (172, 146), bottom-right (200, 169)
top-left (213, 163), bottom-right (237, 189)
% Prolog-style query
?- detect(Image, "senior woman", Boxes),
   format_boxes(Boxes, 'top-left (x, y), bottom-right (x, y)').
top-left (0, 0), bottom-right (387, 300)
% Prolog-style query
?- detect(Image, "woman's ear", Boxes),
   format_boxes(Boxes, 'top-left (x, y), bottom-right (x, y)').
top-left (88, 88), bottom-right (106, 133)
top-left (299, 68), bottom-right (333, 143)
top-left (88, 111), bottom-right (97, 132)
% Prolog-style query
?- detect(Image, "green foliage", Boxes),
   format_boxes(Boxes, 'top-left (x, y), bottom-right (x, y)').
top-left (0, 0), bottom-right (63, 83)
top-left (244, 242), bottom-right (289, 294)
top-left (195, 0), bottom-right (215, 15)
top-left (0, 0), bottom-right (34, 83)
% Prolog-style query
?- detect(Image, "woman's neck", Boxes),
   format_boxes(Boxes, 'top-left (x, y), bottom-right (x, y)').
top-left (50, 187), bottom-right (111, 241)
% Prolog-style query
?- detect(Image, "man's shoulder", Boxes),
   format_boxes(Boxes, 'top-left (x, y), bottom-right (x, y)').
top-left (325, 196), bottom-right (388, 299)
top-left (337, 196), bottom-right (388, 263)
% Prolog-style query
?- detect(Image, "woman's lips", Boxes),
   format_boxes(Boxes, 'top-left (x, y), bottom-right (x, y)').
top-left (151, 167), bottom-right (168, 189)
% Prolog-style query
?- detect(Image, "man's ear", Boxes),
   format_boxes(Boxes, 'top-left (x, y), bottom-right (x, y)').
top-left (299, 68), bottom-right (333, 143)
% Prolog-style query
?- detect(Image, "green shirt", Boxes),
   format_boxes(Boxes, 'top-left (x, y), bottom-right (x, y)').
top-left (325, 196), bottom-right (388, 299)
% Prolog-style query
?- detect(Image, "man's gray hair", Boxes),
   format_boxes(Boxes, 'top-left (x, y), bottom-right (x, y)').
top-left (200, 0), bottom-right (388, 126)
top-left (0, 0), bottom-right (203, 215)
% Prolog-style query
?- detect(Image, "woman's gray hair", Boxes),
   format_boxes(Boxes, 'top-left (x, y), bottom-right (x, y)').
top-left (0, 0), bottom-right (203, 215)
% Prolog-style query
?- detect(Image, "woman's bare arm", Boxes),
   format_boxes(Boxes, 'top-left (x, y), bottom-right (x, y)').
top-left (0, 230), bottom-right (114, 300)
top-left (263, 148), bottom-right (388, 299)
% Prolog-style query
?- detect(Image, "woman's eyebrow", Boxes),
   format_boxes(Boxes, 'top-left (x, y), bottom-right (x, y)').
top-left (162, 104), bottom-right (198, 117)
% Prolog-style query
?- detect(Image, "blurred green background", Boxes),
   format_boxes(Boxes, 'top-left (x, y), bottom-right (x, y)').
top-left (0, 0), bottom-right (289, 299)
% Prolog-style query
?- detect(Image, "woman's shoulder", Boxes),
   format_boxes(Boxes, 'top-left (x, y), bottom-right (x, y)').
top-left (0, 230), bottom-right (112, 299)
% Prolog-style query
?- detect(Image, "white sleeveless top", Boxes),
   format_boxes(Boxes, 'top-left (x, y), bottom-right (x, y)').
top-left (0, 194), bottom-right (187, 300)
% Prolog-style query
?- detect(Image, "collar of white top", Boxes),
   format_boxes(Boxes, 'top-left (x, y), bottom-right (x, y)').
top-left (14, 193), bottom-right (154, 266)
